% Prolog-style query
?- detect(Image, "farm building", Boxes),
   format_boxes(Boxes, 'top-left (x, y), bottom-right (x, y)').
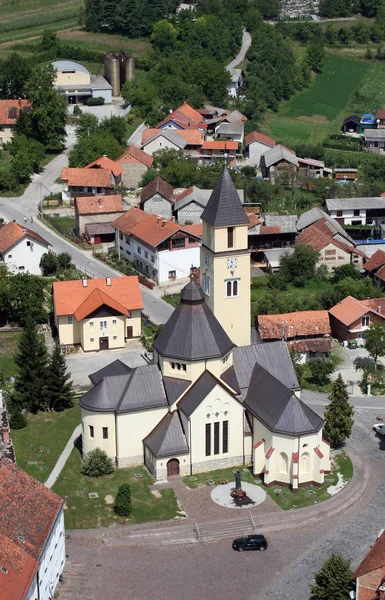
top-left (341, 115), bottom-right (360, 134)
top-left (52, 61), bottom-right (112, 104)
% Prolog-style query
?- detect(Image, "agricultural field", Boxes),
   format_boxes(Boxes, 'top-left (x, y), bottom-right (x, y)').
top-left (264, 56), bottom-right (372, 146)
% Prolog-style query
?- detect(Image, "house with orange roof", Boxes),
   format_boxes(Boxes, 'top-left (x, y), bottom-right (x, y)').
top-left (363, 249), bottom-right (385, 287)
top-left (200, 140), bottom-right (238, 164)
top-left (84, 154), bottom-right (123, 183)
top-left (0, 460), bottom-right (65, 600)
top-left (116, 145), bottom-right (154, 189)
top-left (296, 217), bottom-right (365, 271)
top-left (53, 275), bottom-right (143, 351)
top-left (245, 131), bottom-right (276, 167)
top-left (0, 221), bottom-right (49, 275)
top-left (0, 99), bottom-right (31, 146)
top-left (155, 103), bottom-right (207, 135)
top-left (75, 194), bottom-right (125, 241)
top-left (257, 310), bottom-right (332, 363)
top-left (352, 529), bottom-right (385, 600)
top-left (140, 177), bottom-right (174, 220)
top-left (329, 295), bottom-right (385, 345)
top-left (141, 128), bottom-right (203, 158)
top-left (113, 207), bottom-right (201, 285)
top-left (60, 167), bottom-right (116, 202)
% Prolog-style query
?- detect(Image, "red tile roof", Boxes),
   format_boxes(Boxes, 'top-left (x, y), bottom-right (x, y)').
top-left (182, 223), bottom-right (203, 237)
top-left (363, 249), bottom-right (385, 272)
top-left (0, 99), bottom-right (31, 126)
top-left (53, 276), bottom-right (143, 318)
top-left (141, 128), bottom-right (167, 143)
top-left (258, 310), bottom-right (331, 340)
top-left (113, 207), bottom-right (201, 249)
top-left (260, 225), bottom-right (281, 235)
top-left (75, 195), bottom-right (123, 215)
top-left (353, 531), bottom-right (385, 578)
top-left (376, 109), bottom-right (385, 120)
top-left (85, 155), bottom-right (123, 177)
top-left (178, 103), bottom-right (204, 124)
top-left (296, 218), bottom-right (365, 258)
top-left (0, 221), bottom-right (48, 254)
top-left (246, 212), bottom-right (261, 229)
top-left (141, 177), bottom-right (174, 204)
top-left (117, 145), bottom-right (153, 168)
top-left (174, 129), bottom-right (203, 145)
top-left (202, 141), bottom-right (238, 150)
top-left (245, 131), bottom-right (276, 148)
top-left (376, 264), bottom-right (385, 282)
top-left (0, 460), bottom-right (63, 600)
top-left (61, 167), bottom-right (113, 188)
top-left (329, 295), bottom-right (385, 327)
top-left (288, 338), bottom-right (331, 354)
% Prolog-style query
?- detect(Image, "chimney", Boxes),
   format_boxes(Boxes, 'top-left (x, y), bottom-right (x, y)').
top-left (379, 305), bottom-right (382, 314)
top-left (161, 219), bottom-right (166, 228)
top-left (103, 154), bottom-right (107, 158)
top-left (82, 278), bottom-right (87, 287)
top-left (157, 217), bottom-right (160, 225)
top-left (171, 216), bottom-right (176, 223)
top-left (106, 277), bottom-right (111, 286)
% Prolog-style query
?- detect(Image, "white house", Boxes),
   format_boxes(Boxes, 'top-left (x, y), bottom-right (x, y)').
top-left (245, 131), bottom-right (276, 168)
top-left (81, 168), bottom-right (331, 488)
top-left (326, 197), bottom-right (385, 226)
top-left (0, 221), bottom-right (49, 275)
top-left (227, 68), bottom-right (244, 98)
top-left (0, 461), bottom-right (65, 600)
top-left (141, 129), bottom-right (186, 156)
top-left (113, 207), bottom-right (202, 285)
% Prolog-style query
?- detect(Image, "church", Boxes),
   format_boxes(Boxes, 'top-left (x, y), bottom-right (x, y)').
top-left (80, 169), bottom-right (331, 490)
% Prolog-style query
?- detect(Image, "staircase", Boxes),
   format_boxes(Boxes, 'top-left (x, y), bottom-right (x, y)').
top-left (194, 511), bottom-right (256, 542)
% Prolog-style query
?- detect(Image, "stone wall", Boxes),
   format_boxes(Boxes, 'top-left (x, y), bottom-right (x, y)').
top-left (191, 455), bottom-right (244, 474)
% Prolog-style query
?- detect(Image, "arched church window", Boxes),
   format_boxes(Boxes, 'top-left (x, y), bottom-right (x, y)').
top-left (301, 452), bottom-right (310, 474)
top-left (227, 281), bottom-right (232, 297)
top-left (279, 452), bottom-right (288, 474)
top-left (233, 280), bottom-right (238, 296)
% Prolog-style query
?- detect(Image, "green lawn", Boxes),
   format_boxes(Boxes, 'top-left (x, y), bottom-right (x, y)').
top-left (0, 330), bottom-right (22, 379)
top-left (52, 452), bottom-right (179, 529)
top-left (184, 465), bottom-right (255, 489)
top-left (265, 56), bottom-right (371, 146)
top-left (163, 293), bottom-right (181, 308)
top-left (43, 215), bottom-right (77, 241)
top-left (12, 401), bottom-right (81, 483)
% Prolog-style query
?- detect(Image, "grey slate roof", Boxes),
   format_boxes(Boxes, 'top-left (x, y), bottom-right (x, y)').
top-left (174, 186), bottom-right (244, 212)
top-left (264, 214), bottom-right (298, 233)
top-left (154, 281), bottom-right (234, 361)
top-left (200, 168), bottom-right (250, 228)
top-left (232, 341), bottom-right (299, 395)
top-left (326, 197), bottom-right (385, 211)
top-left (53, 60), bottom-right (90, 75)
top-left (144, 411), bottom-right (189, 458)
top-left (80, 364), bottom-right (168, 414)
top-left (364, 129), bottom-right (385, 141)
top-left (89, 359), bottom-right (131, 386)
top-left (163, 377), bottom-right (192, 405)
top-left (244, 364), bottom-right (323, 436)
top-left (142, 130), bottom-right (186, 150)
top-left (343, 115), bottom-right (360, 125)
top-left (178, 370), bottom-right (233, 417)
top-left (220, 365), bottom-right (241, 394)
top-left (263, 145), bottom-right (299, 169)
top-left (216, 122), bottom-right (244, 136)
top-left (85, 223), bottom-right (115, 236)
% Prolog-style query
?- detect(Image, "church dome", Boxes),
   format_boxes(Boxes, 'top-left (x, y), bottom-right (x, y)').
top-left (154, 281), bottom-right (234, 361)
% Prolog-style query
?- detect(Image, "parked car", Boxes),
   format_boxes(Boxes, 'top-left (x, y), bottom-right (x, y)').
top-left (232, 535), bottom-right (268, 552)
top-left (373, 423), bottom-right (385, 436)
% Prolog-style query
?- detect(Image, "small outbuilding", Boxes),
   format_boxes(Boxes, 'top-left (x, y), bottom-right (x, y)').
top-left (341, 114), bottom-right (360, 134)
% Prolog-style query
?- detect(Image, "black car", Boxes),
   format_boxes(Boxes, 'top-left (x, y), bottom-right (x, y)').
top-left (232, 535), bottom-right (268, 552)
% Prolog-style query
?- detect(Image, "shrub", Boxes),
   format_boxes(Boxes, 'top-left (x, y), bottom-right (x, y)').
top-left (73, 105), bottom-right (82, 116)
top-left (87, 97), bottom-right (105, 106)
top-left (114, 483), bottom-right (132, 516)
top-left (81, 448), bottom-right (114, 477)
top-left (9, 409), bottom-right (27, 430)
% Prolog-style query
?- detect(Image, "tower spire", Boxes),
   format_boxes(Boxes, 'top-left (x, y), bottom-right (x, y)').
top-left (201, 167), bottom-right (250, 228)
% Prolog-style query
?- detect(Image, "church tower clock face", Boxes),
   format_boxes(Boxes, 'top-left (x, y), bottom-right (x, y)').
top-left (227, 258), bottom-right (237, 270)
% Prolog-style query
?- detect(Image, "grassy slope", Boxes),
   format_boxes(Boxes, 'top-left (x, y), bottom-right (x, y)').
top-left (0, 330), bottom-right (21, 378)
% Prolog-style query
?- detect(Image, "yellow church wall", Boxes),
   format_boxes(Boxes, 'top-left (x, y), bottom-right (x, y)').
top-left (81, 409), bottom-right (116, 458)
top-left (116, 407), bottom-right (169, 466)
top-left (159, 353), bottom-right (232, 386)
top-left (202, 223), bottom-right (248, 253)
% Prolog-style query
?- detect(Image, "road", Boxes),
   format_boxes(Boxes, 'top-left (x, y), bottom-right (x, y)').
top-left (226, 29), bottom-right (252, 71)
top-left (0, 154), bottom-right (174, 325)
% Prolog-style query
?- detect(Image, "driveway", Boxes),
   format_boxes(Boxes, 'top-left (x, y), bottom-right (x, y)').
top-left (66, 345), bottom-right (147, 385)
top-left (332, 342), bottom-right (385, 396)
top-left (226, 29), bottom-right (251, 71)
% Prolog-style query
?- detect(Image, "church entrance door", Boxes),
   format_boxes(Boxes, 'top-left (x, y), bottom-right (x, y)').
top-left (167, 458), bottom-right (180, 477)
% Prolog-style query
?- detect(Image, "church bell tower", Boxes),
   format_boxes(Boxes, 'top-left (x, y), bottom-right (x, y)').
top-left (200, 168), bottom-right (251, 347)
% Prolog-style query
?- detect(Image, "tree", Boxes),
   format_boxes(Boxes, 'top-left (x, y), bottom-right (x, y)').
top-left (324, 375), bottom-right (354, 449)
top-left (13, 318), bottom-right (48, 412)
top-left (75, 113), bottom-right (98, 140)
top-left (308, 359), bottom-right (334, 386)
top-left (0, 53), bottom-right (31, 99)
top-left (151, 21), bottom-right (178, 51)
top-left (81, 448), bottom-right (114, 477)
top-left (255, 0), bottom-right (281, 18)
top-left (360, 0), bottom-right (383, 17)
top-left (57, 252), bottom-right (72, 270)
top-left (307, 38), bottom-right (325, 73)
top-left (46, 344), bottom-right (75, 411)
top-left (9, 409), bottom-right (27, 430)
top-left (279, 245), bottom-right (319, 285)
top-left (364, 322), bottom-right (385, 369)
top-left (69, 132), bottom-right (123, 167)
top-left (114, 483), bottom-right (132, 516)
top-left (23, 63), bottom-right (67, 151)
top-left (10, 151), bottom-right (33, 184)
top-left (331, 264), bottom-right (360, 284)
top-left (40, 253), bottom-right (59, 276)
top-left (310, 554), bottom-right (352, 600)
top-left (40, 29), bottom-right (59, 52)
top-left (8, 273), bottom-right (47, 326)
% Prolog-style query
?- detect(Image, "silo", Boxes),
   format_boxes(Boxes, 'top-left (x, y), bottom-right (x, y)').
top-left (104, 52), bottom-right (120, 97)
top-left (120, 52), bottom-right (135, 86)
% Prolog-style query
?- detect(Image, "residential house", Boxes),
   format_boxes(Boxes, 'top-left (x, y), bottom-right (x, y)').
top-left (220, 109), bottom-right (247, 125)
top-left (364, 129), bottom-right (385, 153)
top-left (376, 108), bottom-right (385, 128)
top-left (116, 145), bottom-right (154, 189)
top-left (260, 144), bottom-right (299, 183)
top-left (352, 529), bottom-right (385, 600)
top-left (113, 208), bottom-right (202, 284)
top-left (200, 140), bottom-right (238, 165)
top-left (0, 99), bottom-right (31, 146)
top-left (329, 295), bottom-right (385, 345)
top-left (52, 60), bottom-right (112, 104)
top-left (60, 167), bottom-right (116, 202)
top-left (53, 276), bottom-right (143, 351)
top-left (84, 155), bottom-right (122, 185)
top-left (326, 197), bottom-right (385, 226)
top-left (296, 217), bottom-right (365, 270)
top-left (0, 221), bottom-right (49, 275)
top-left (75, 194), bottom-right (124, 242)
top-left (141, 129), bottom-right (187, 156)
top-left (248, 214), bottom-right (298, 251)
top-left (227, 68), bottom-right (244, 98)
top-left (155, 103), bottom-right (207, 134)
top-left (298, 157), bottom-right (330, 179)
top-left (296, 207), bottom-right (354, 244)
top-left (363, 249), bottom-right (385, 287)
top-left (0, 460), bottom-right (65, 600)
top-left (257, 310), bottom-right (331, 363)
top-left (245, 131), bottom-right (276, 168)
top-left (174, 186), bottom-right (245, 225)
top-left (79, 169), bottom-right (331, 487)
top-left (140, 177), bottom-right (174, 219)
top-left (215, 122), bottom-right (244, 144)
top-left (341, 114), bottom-right (361, 134)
